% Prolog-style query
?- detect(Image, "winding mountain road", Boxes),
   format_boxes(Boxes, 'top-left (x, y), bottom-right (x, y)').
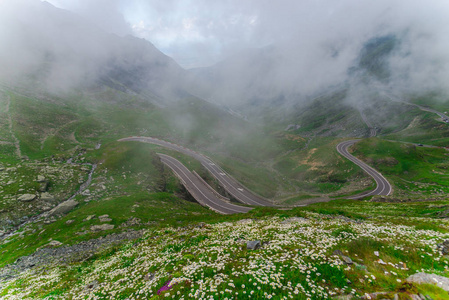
top-left (336, 140), bottom-right (392, 199)
top-left (119, 136), bottom-right (274, 207)
top-left (158, 153), bottom-right (252, 214)
top-left (119, 136), bottom-right (392, 213)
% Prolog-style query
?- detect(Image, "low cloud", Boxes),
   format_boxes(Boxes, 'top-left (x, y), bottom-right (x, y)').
top-left (1, 0), bottom-right (448, 105)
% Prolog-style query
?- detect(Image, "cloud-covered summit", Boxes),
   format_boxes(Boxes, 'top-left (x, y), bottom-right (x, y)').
top-left (1, 0), bottom-right (448, 110)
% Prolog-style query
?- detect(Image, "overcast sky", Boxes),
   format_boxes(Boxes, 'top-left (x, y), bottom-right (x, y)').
top-left (43, 0), bottom-right (449, 69)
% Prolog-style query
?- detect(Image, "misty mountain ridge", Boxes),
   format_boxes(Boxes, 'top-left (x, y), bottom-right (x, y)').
top-left (0, 0), bottom-right (447, 118)
top-left (188, 33), bottom-right (406, 113)
top-left (0, 0), bottom-right (189, 104)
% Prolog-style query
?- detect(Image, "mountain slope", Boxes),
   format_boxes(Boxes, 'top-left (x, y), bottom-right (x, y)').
top-left (0, 0), bottom-right (188, 104)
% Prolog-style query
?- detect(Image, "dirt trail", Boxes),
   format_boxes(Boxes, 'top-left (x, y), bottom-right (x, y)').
top-left (5, 95), bottom-right (22, 158)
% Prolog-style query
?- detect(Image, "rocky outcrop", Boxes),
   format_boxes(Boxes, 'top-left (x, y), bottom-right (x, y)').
top-left (0, 230), bottom-right (143, 281)
top-left (40, 192), bottom-right (54, 201)
top-left (17, 194), bottom-right (37, 202)
top-left (99, 215), bottom-right (112, 222)
top-left (47, 200), bottom-right (78, 217)
top-left (90, 224), bottom-right (114, 232)
top-left (437, 240), bottom-right (449, 255)
top-left (407, 272), bottom-right (449, 292)
top-left (247, 240), bottom-right (261, 250)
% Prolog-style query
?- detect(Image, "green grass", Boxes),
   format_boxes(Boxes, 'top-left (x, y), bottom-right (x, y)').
top-left (352, 138), bottom-right (449, 196)
top-left (384, 112), bottom-right (449, 147)
top-left (409, 93), bottom-right (449, 115)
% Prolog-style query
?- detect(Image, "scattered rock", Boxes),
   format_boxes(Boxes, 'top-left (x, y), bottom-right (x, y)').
top-left (47, 200), bottom-right (78, 217)
top-left (374, 251), bottom-right (379, 257)
top-left (377, 259), bottom-right (387, 265)
top-left (46, 240), bottom-right (62, 247)
top-left (407, 272), bottom-right (449, 292)
top-left (436, 209), bottom-right (449, 218)
top-left (280, 217), bottom-right (307, 224)
top-left (40, 192), bottom-right (54, 201)
top-left (247, 240), bottom-right (261, 250)
top-left (17, 194), bottom-right (37, 202)
top-left (437, 240), bottom-right (449, 255)
top-left (332, 250), bottom-right (353, 265)
top-left (334, 295), bottom-right (353, 300)
top-left (40, 204), bottom-right (52, 212)
top-left (90, 224), bottom-right (114, 232)
top-left (38, 181), bottom-right (49, 192)
top-left (340, 255), bottom-right (353, 265)
top-left (361, 292), bottom-right (388, 299)
top-left (196, 222), bottom-right (206, 228)
top-left (237, 219), bottom-right (253, 224)
top-left (396, 262), bottom-right (407, 270)
top-left (36, 175), bottom-right (46, 182)
top-left (85, 280), bottom-right (99, 290)
top-left (66, 220), bottom-right (75, 225)
top-left (81, 189), bottom-right (91, 196)
top-left (84, 215), bottom-right (96, 221)
top-left (144, 273), bottom-right (155, 281)
top-left (333, 250), bottom-right (344, 256)
top-left (0, 230), bottom-right (144, 281)
top-left (44, 217), bottom-right (56, 224)
top-left (120, 217), bottom-right (141, 227)
top-left (99, 214), bottom-right (112, 222)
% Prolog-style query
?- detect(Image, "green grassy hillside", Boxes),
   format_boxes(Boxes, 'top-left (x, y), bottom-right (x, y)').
top-left (1, 84), bottom-right (449, 299)
top-left (352, 138), bottom-right (449, 197)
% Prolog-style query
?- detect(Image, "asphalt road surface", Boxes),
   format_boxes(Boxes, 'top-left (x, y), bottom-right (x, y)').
top-left (336, 140), bottom-right (392, 199)
top-left (158, 153), bottom-right (252, 214)
top-left (119, 136), bottom-right (274, 206)
top-left (120, 136), bottom-right (392, 205)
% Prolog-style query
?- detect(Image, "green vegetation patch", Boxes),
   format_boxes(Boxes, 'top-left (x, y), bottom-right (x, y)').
top-left (352, 138), bottom-right (449, 197)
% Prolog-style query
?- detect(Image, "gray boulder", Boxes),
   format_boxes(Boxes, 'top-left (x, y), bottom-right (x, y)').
top-left (90, 224), bottom-right (114, 232)
top-left (83, 215), bottom-right (96, 221)
top-left (437, 240), bottom-right (449, 255)
top-left (46, 240), bottom-right (62, 247)
top-left (36, 175), bottom-right (46, 182)
top-left (40, 192), bottom-right (54, 201)
top-left (38, 181), bottom-right (49, 192)
top-left (332, 249), bottom-right (353, 265)
top-left (47, 200), bottom-right (78, 217)
top-left (18, 194), bottom-right (36, 202)
top-left (247, 240), bottom-right (261, 250)
top-left (84, 280), bottom-right (99, 290)
top-left (237, 219), bottom-right (253, 224)
top-left (340, 255), bottom-right (353, 265)
top-left (407, 272), bottom-right (449, 292)
top-left (99, 214), bottom-right (112, 222)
